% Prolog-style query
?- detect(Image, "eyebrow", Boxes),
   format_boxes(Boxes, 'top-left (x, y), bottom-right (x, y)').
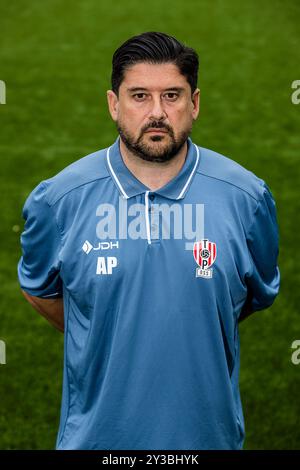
top-left (127, 87), bottom-right (185, 93)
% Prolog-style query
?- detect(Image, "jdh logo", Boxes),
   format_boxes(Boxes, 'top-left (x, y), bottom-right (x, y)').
top-left (0, 340), bottom-right (6, 365)
top-left (82, 240), bottom-right (119, 254)
top-left (0, 81), bottom-right (6, 104)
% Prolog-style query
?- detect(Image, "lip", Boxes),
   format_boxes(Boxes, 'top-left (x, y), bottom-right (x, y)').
top-left (145, 129), bottom-right (168, 133)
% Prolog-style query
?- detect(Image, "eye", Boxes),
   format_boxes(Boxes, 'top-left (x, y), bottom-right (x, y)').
top-left (133, 93), bottom-right (147, 101)
top-left (164, 92), bottom-right (179, 101)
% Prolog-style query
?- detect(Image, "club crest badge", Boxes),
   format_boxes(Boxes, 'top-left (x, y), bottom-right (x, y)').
top-left (193, 239), bottom-right (217, 279)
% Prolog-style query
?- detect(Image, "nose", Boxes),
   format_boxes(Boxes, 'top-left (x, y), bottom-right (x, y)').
top-left (148, 95), bottom-right (167, 121)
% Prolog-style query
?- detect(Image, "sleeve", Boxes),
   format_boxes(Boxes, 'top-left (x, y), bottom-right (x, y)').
top-left (242, 182), bottom-right (280, 316)
top-left (17, 181), bottom-right (63, 298)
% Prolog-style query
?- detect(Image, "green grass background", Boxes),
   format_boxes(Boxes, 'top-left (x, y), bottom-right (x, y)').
top-left (1, 0), bottom-right (300, 449)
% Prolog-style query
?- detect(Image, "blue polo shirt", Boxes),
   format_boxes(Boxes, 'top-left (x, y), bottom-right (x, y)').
top-left (17, 136), bottom-right (280, 450)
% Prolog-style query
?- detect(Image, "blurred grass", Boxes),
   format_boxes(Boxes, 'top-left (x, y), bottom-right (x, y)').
top-left (0, 0), bottom-right (300, 449)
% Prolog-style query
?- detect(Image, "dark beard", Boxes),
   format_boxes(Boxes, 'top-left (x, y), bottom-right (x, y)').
top-left (117, 121), bottom-right (192, 163)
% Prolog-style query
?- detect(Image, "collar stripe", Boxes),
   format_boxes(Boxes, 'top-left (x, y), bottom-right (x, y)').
top-left (176, 144), bottom-right (199, 200)
top-left (107, 146), bottom-right (129, 199)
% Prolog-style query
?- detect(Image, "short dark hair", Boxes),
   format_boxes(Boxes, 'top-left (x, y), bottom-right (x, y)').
top-left (111, 32), bottom-right (199, 96)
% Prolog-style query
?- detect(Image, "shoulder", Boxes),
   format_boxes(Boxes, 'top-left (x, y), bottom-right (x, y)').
top-left (195, 145), bottom-right (268, 202)
top-left (27, 146), bottom-right (110, 207)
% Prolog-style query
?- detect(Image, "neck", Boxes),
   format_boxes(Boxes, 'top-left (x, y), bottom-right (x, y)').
top-left (119, 139), bottom-right (188, 191)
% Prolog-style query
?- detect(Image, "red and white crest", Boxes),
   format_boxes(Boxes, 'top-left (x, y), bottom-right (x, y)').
top-left (193, 239), bottom-right (217, 270)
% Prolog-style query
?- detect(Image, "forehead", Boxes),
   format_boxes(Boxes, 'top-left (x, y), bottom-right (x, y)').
top-left (121, 62), bottom-right (189, 91)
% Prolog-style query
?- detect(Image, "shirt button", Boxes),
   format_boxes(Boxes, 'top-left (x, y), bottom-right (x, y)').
top-left (149, 194), bottom-right (155, 201)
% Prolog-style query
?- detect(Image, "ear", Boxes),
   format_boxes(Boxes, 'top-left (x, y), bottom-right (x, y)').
top-left (107, 90), bottom-right (119, 121)
top-left (191, 88), bottom-right (200, 120)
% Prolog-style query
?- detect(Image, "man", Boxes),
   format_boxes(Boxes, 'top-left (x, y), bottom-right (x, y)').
top-left (18, 32), bottom-right (280, 450)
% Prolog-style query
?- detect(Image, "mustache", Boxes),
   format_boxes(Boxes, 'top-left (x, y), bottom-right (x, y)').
top-left (141, 122), bottom-right (173, 134)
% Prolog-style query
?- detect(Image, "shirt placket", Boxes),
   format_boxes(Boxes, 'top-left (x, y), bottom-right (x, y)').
top-left (144, 191), bottom-right (160, 245)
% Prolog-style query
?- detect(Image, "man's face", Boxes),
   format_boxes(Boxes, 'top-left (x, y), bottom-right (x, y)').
top-left (107, 62), bottom-right (200, 163)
